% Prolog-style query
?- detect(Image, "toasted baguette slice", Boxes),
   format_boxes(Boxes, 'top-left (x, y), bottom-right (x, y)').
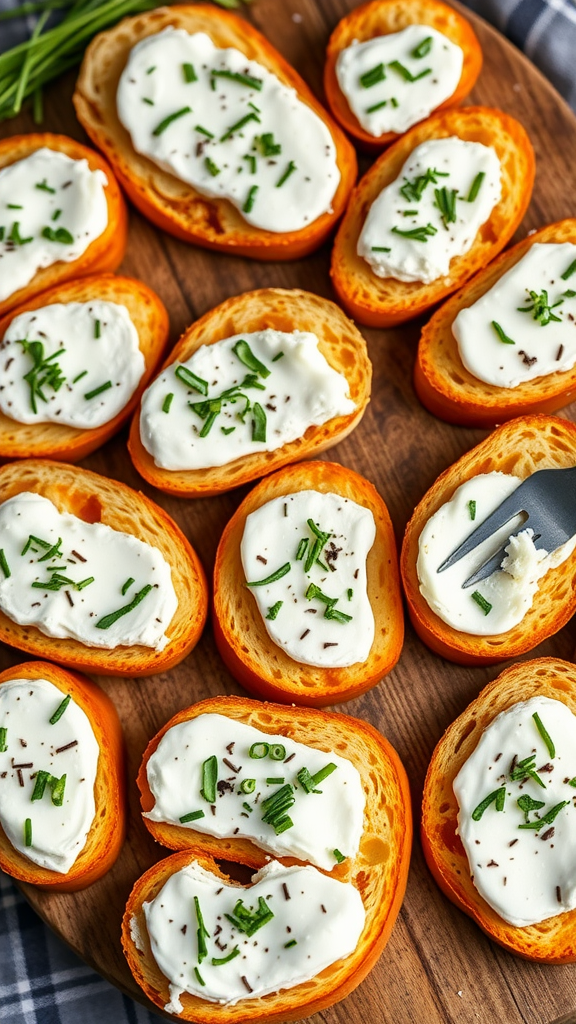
top-left (213, 460), bottom-right (403, 706)
top-left (128, 288), bottom-right (371, 497)
top-left (0, 459), bottom-right (208, 675)
top-left (331, 107), bottom-right (535, 327)
top-left (0, 660), bottom-right (125, 892)
top-left (73, 4), bottom-right (357, 261)
top-left (0, 274), bottom-right (169, 463)
top-left (422, 657), bottom-right (576, 962)
top-left (415, 220), bottom-right (576, 426)
top-left (401, 415), bottom-right (576, 665)
top-left (126, 697), bottom-right (411, 1021)
top-left (324, 0), bottom-right (482, 151)
top-left (0, 134), bottom-right (127, 318)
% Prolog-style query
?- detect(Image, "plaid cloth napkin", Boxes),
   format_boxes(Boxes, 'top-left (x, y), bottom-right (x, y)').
top-left (1, 0), bottom-right (576, 1020)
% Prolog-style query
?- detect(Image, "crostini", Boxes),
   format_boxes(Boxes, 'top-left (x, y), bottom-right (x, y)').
top-left (0, 133), bottom-right (127, 318)
top-left (0, 274), bottom-right (169, 463)
top-left (401, 415), bottom-right (576, 665)
top-left (415, 219), bottom-right (576, 426)
top-left (331, 106), bottom-right (534, 327)
top-left (128, 288), bottom-right (371, 498)
top-left (422, 657), bottom-right (576, 961)
top-left (0, 659), bottom-right (124, 892)
top-left (73, 5), bottom-right (357, 261)
top-left (213, 460), bottom-right (403, 706)
top-left (324, 0), bottom-right (482, 151)
top-left (125, 694), bottom-right (411, 1020)
top-left (0, 459), bottom-right (207, 676)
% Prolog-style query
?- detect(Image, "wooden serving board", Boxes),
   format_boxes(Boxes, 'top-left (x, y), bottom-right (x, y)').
top-left (3, 2), bottom-right (576, 1022)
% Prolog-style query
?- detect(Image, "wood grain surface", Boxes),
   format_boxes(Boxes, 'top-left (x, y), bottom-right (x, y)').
top-left (2, 2), bottom-right (576, 1022)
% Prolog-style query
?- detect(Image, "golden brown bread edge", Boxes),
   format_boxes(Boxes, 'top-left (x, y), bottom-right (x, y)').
top-left (0, 660), bottom-right (125, 892)
top-left (0, 274), bottom-right (169, 462)
top-left (126, 693), bottom-right (412, 1022)
top-left (330, 106), bottom-right (535, 327)
top-left (0, 459), bottom-right (208, 675)
top-left (0, 134), bottom-right (127, 318)
top-left (400, 414), bottom-right (576, 665)
top-left (422, 657), bottom-right (576, 962)
top-left (128, 288), bottom-right (372, 497)
top-left (414, 219), bottom-right (576, 426)
top-left (73, 4), bottom-right (357, 261)
top-left (324, 0), bottom-right (483, 151)
top-left (213, 460), bottom-right (404, 707)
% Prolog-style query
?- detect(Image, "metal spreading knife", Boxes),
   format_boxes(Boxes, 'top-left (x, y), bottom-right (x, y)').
top-left (436, 466), bottom-right (576, 589)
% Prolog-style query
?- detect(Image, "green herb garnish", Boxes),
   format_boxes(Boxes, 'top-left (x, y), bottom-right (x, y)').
top-left (284, 939), bottom-right (297, 948)
top-left (466, 171), bottom-right (485, 202)
top-left (371, 245), bottom-right (391, 252)
top-left (254, 133), bottom-right (281, 156)
top-left (95, 583), bottom-right (152, 630)
top-left (249, 742), bottom-right (269, 759)
top-left (518, 800), bottom-right (568, 831)
top-left (233, 339), bottom-right (270, 378)
top-left (182, 62), bottom-right (197, 83)
top-left (305, 582), bottom-right (352, 623)
top-left (532, 711), bottom-right (555, 758)
top-left (175, 365), bottom-right (209, 396)
top-left (471, 590), bottom-right (492, 615)
top-left (17, 338), bottom-right (66, 414)
top-left (162, 393), bottom-right (174, 414)
top-left (205, 156), bottom-right (220, 177)
top-left (179, 810), bottom-right (205, 823)
top-left (211, 947), bottom-right (240, 966)
top-left (94, 319), bottom-right (101, 339)
top-left (152, 106), bottom-right (191, 136)
top-left (252, 402), bottom-right (266, 442)
top-left (243, 184), bottom-right (258, 214)
top-left (212, 69), bottom-right (263, 90)
top-left (296, 538), bottom-right (308, 561)
top-left (359, 63), bottom-right (386, 88)
top-left (517, 794), bottom-right (545, 823)
top-left (391, 223), bottom-right (437, 242)
top-left (8, 221), bottom-right (32, 244)
top-left (509, 753), bottom-right (546, 789)
top-left (269, 744), bottom-right (286, 761)
top-left (266, 777), bottom-right (284, 784)
top-left (468, 500), bottom-right (476, 520)
top-left (333, 848), bottom-right (346, 863)
top-left (194, 895), bottom-right (210, 963)
top-left (50, 693), bottom-right (71, 724)
top-left (121, 577), bottom-right (135, 596)
top-left (41, 225), bottom-right (74, 244)
top-left (412, 36), bottom-right (433, 58)
top-left (72, 370), bottom-right (87, 384)
top-left (24, 818), bottom-right (32, 847)
top-left (84, 381), bottom-right (112, 400)
top-left (0, 549), bottom-right (10, 579)
top-left (225, 896), bottom-right (274, 935)
top-left (266, 600), bottom-right (283, 620)
top-left (240, 778), bottom-right (256, 793)
top-left (471, 786), bottom-right (506, 821)
top-left (388, 59), bottom-right (431, 82)
top-left (260, 783), bottom-right (295, 834)
top-left (517, 289), bottom-right (563, 326)
top-left (194, 967), bottom-right (205, 986)
top-left (246, 562), bottom-right (291, 587)
top-left (201, 755), bottom-right (218, 803)
top-left (276, 161), bottom-right (296, 188)
top-left (195, 125), bottom-right (213, 138)
top-left (221, 112), bottom-right (260, 142)
top-left (434, 186), bottom-right (458, 228)
top-left (0, 727), bottom-right (7, 752)
top-left (561, 259), bottom-right (576, 281)
top-left (297, 762), bottom-right (337, 794)
top-left (491, 321), bottom-right (515, 345)
top-left (399, 167), bottom-right (448, 203)
top-left (221, 425), bottom-right (235, 434)
top-left (366, 100), bottom-right (388, 113)
top-left (243, 153), bottom-right (257, 173)
top-left (35, 179), bottom-right (55, 193)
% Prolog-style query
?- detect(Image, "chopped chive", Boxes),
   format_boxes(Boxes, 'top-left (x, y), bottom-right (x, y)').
top-left (205, 156), bottom-right (220, 177)
top-left (8, 222), bottom-right (32, 244)
top-left (242, 801), bottom-right (253, 812)
top-left (517, 794), bottom-right (545, 822)
top-left (392, 223), bottom-right (437, 242)
top-left (400, 166), bottom-right (448, 203)
top-left (221, 426), bottom-right (235, 435)
top-left (471, 786), bottom-right (506, 820)
top-left (233, 339), bottom-right (270, 378)
top-left (246, 563), bottom-right (291, 587)
top-left (84, 381), bottom-right (112, 400)
top-left (371, 245), bottom-right (391, 252)
top-left (162, 393), bottom-right (174, 414)
top-left (517, 289), bottom-right (563, 326)
top-left (243, 184), bottom-right (258, 214)
top-left (37, 537), bottom-right (63, 562)
top-left (568, 778), bottom-right (576, 787)
top-left (467, 171), bottom-right (485, 202)
top-left (347, 588), bottom-right (353, 600)
top-left (269, 744), bottom-right (286, 761)
top-left (95, 583), bottom-right (153, 630)
top-left (0, 727), bottom-right (6, 752)
top-left (41, 226), bottom-right (74, 244)
top-left (562, 289), bottom-right (576, 298)
top-left (50, 773), bottom-right (66, 806)
top-left (366, 99), bottom-right (388, 113)
top-left (248, 102), bottom-right (260, 113)
top-left (121, 577), bottom-right (135, 596)
top-left (249, 742), bottom-right (269, 759)
top-left (305, 582), bottom-right (352, 622)
top-left (390, 96), bottom-right (399, 107)
top-left (7, 203), bottom-right (22, 209)
top-left (276, 161), bottom-right (296, 188)
top-left (271, 351), bottom-right (284, 361)
top-left (225, 896), bottom-right (274, 935)
top-left (333, 848), bottom-right (346, 863)
top-left (518, 800), bottom-right (568, 830)
top-left (142, 97), bottom-right (154, 105)
top-left (152, 106), bottom-right (191, 136)
top-left (532, 712), bottom-right (555, 759)
top-left (211, 947), bottom-right (240, 966)
top-left (491, 320), bottom-right (515, 345)
top-left (434, 186), bottom-right (458, 228)
top-left (388, 60), bottom-right (431, 82)
top-left (296, 538), bottom-right (308, 561)
top-left (240, 778), bottom-right (256, 793)
top-left (72, 370), bottom-right (88, 384)
top-left (94, 319), bottom-right (101, 339)
top-left (561, 259), bottom-right (576, 281)
top-left (403, 210), bottom-right (418, 216)
top-left (179, 810), bottom-right (205, 823)
top-left (509, 753), bottom-right (546, 788)
top-left (252, 402), bottom-right (266, 442)
top-left (412, 36), bottom-right (433, 58)
top-left (284, 939), bottom-right (297, 948)
top-left (31, 770), bottom-right (50, 801)
top-left (243, 153), bottom-right (257, 174)
top-left (182, 62), bottom-right (197, 83)
top-left (359, 62), bottom-right (385, 88)
top-left (221, 112), bottom-right (260, 143)
top-left (77, 577), bottom-right (94, 591)
top-left (35, 179), bottom-right (56, 193)
top-left (471, 590), bottom-right (492, 615)
top-left (468, 500), bottom-right (476, 520)
top-left (21, 534), bottom-right (50, 555)
top-left (24, 818), bottom-right (32, 847)
top-left (194, 967), bottom-right (205, 986)
top-left (50, 694), bottom-right (71, 724)
top-left (260, 784), bottom-right (296, 835)
top-left (254, 133), bottom-right (281, 156)
top-left (266, 600), bottom-right (283, 620)
top-left (0, 549), bottom-right (10, 579)
top-left (175, 365), bottom-right (209, 395)
top-left (211, 69), bottom-right (262, 90)
top-left (266, 777), bottom-right (284, 784)
top-left (194, 894), bottom-right (210, 963)
top-left (201, 755), bottom-right (218, 803)
top-left (51, 209), bottom-right (62, 221)
top-left (146, 66), bottom-right (156, 74)
top-left (195, 125), bottom-right (214, 138)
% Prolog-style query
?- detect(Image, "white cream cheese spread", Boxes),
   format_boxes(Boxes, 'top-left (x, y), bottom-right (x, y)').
top-left (0, 148), bottom-right (108, 304)
top-left (241, 490), bottom-right (376, 668)
top-left (0, 301), bottom-right (145, 428)
top-left (116, 28), bottom-right (340, 234)
top-left (417, 472), bottom-right (576, 635)
top-left (0, 492), bottom-right (177, 649)
top-left (357, 137), bottom-right (501, 284)
top-left (336, 26), bottom-right (463, 137)
top-left (139, 330), bottom-right (355, 471)
top-left (0, 677), bottom-right (99, 873)
top-left (139, 859), bottom-right (365, 1011)
top-left (454, 243), bottom-right (576, 388)
top-left (144, 713), bottom-right (365, 871)
top-left (454, 695), bottom-right (576, 927)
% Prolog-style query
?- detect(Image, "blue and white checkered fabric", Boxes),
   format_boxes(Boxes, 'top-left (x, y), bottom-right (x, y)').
top-left (1, 0), bottom-right (576, 1020)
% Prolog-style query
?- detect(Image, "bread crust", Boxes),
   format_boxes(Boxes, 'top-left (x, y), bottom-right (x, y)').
top-left (421, 657), bottom-right (576, 962)
top-left (324, 0), bottom-right (482, 152)
top-left (330, 106), bottom-right (535, 327)
top-left (415, 219), bottom-right (576, 426)
top-left (0, 458), bottom-right (208, 676)
top-left (126, 694), bottom-right (412, 1021)
top-left (0, 134), bottom-right (127, 318)
top-left (0, 274), bottom-right (169, 463)
top-left (213, 460), bottom-right (404, 706)
top-left (73, 4), bottom-right (357, 261)
top-left (128, 288), bottom-right (372, 497)
top-left (0, 660), bottom-right (125, 892)
top-left (400, 414), bottom-right (576, 665)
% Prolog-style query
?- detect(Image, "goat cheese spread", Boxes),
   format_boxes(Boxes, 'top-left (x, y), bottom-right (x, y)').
top-left (0, 677), bottom-right (99, 873)
top-left (0, 492), bottom-right (177, 649)
top-left (138, 859), bottom-right (365, 1011)
top-left (139, 329), bottom-right (355, 471)
top-left (0, 301), bottom-right (144, 428)
top-left (454, 243), bottom-right (576, 388)
top-left (357, 136), bottom-right (501, 284)
top-left (241, 490), bottom-right (376, 668)
top-left (144, 713), bottom-right (365, 871)
top-left (336, 26), bottom-right (463, 137)
top-left (0, 148), bottom-right (108, 303)
top-left (116, 28), bottom-right (340, 233)
top-left (454, 695), bottom-right (576, 926)
top-left (417, 472), bottom-right (576, 635)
